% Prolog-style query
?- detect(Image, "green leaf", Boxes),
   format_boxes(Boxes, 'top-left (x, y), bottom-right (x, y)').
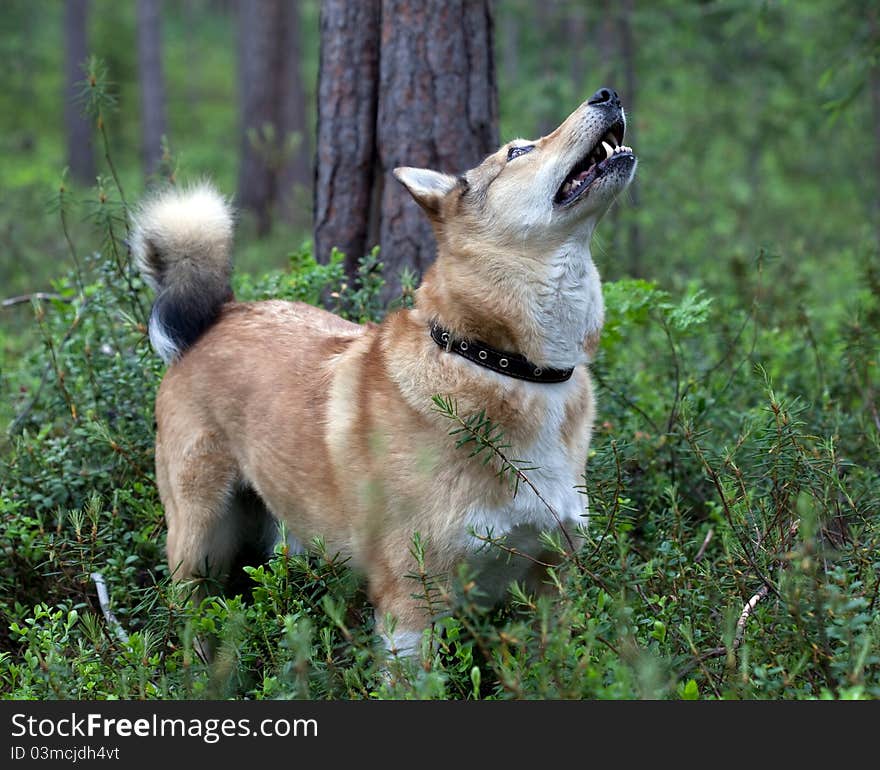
top-left (679, 679), bottom-right (699, 701)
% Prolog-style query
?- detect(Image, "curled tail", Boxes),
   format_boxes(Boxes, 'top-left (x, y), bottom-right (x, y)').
top-left (130, 183), bottom-right (234, 364)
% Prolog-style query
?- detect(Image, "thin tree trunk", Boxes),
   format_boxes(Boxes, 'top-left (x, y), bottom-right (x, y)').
top-left (236, 0), bottom-right (284, 236)
top-left (595, 0), bottom-right (617, 87)
top-left (870, 5), bottom-right (880, 247)
top-left (183, 0), bottom-right (198, 106)
top-left (278, 0), bottom-right (312, 228)
top-left (535, 2), bottom-right (562, 135)
top-left (618, 0), bottom-right (640, 275)
top-left (64, 0), bottom-right (95, 185)
top-left (137, 0), bottom-right (167, 178)
top-left (568, 4), bottom-right (586, 98)
top-left (499, 1), bottom-right (519, 87)
top-left (376, 0), bottom-right (498, 300)
top-left (313, 0), bottom-right (381, 275)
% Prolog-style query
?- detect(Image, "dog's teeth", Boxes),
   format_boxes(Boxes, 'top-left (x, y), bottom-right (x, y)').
top-left (604, 130), bottom-right (618, 148)
top-left (602, 141), bottom-right (614, 160)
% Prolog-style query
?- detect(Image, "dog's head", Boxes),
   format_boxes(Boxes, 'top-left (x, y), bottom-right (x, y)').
top-left (395, 89), bottom-right (636, 365)
top-left (394, 88), bottom-right (636, 252)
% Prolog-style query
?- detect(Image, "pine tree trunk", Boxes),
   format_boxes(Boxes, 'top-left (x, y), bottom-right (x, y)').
top-left (64, 0), bottom-right (95, 185)
top-left (236, 0), bottom-right (284, 236)
top-left (376, 0), bottom-right (498, 300)
top-left (313, 0), bottom-right (381, 276)
top-left (136, 0), bottom-right (167, 178)
top-left (278, 0), bottom-right (312, 228)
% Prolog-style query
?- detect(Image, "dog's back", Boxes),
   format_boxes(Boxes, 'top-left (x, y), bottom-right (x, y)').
top-left (131, 186), bottom-right (367, 592)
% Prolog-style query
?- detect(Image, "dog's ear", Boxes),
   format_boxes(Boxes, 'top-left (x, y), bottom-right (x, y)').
top-left (393, 167), bottom-right (459, 216)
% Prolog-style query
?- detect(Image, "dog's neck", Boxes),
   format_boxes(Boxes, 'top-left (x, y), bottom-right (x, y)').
top-left (533, 239), bottom-right (604, 368)
top-left (416, 238), bottom-right (604, 371)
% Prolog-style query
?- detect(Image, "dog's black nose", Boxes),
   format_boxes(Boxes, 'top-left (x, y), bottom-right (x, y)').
top-left (587, 87), bottom-right (621, 108)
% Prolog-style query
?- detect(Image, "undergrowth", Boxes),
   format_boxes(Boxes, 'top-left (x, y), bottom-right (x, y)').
top-left (1, 61), bottom-right (878, 701)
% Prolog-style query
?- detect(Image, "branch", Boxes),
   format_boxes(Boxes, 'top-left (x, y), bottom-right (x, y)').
top-left (470, 531), bottom-right (557, 568)
top-left (7, 297), bottom-right (90, 435)
top-left (433, 396), bottom-right (582, 569)
top-left (2, 293), bottom-right (69, 308)
top-left (586, 439), bottom-right (624, 561)
top-left (694, 526), bottom-right (714, 562)
top-left (733, 584), bottom-right (769, 650)
top-left (91, 572), bottom-right (130, 644)
top-left (684, 426), bottom-right (777, 597)
top-left (592, 368), bottom-right (661, 434)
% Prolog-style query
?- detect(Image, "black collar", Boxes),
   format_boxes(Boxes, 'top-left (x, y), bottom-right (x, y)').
top-left (430, 322), bottom-right (574, 384)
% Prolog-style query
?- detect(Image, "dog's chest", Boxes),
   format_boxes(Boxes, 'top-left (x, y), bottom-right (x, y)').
top-left (460, 390), bottom-right (588, 595)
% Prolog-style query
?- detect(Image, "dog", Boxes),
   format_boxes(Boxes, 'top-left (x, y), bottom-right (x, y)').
top-left (130, 87), bottom-right (636, 658)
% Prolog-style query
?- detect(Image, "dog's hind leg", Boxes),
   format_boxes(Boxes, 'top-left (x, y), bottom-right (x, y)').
top-left (155, 431), bottom-right (243, 602)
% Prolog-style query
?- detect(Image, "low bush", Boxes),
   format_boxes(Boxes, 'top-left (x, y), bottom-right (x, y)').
top-left (2, 200), bottom-right (877, 698)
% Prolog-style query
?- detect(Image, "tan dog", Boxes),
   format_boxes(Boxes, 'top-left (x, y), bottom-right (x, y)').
top-left (131, 88), bottom-right (636, 657)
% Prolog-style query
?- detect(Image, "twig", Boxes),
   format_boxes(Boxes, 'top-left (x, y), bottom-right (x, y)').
top-left (867, 571), bottom-right (880, 615)
top-left (7, 297), bottom-right (91, 435)
top-left (692, 519), bottom-right (798, 675)
top-left (470, 532), bottom-right (556, 568)
top-left (660, 316), bottom-right (681, 435)
top-left (2, 293), bottom-right (68, 308)
top-left (91, 572), bottom-right (130, 644)
top-left (733, 584), bottom-right (769, 650)
top-left (695, 527), bottom-right (714, 562)
top-left (59, 194), bottom-right (86, 295)
top-left (684, 427), bottom-right (777, 597)
top-left (586, 439), bottom-right (623, 561)
top-left (592, 369), bottom-right (661, 434)
top-left (866, 388), bottom-right (880, 434)
top-left (98, 117), bottom-right (128, 213)
top-left (435, 397), bottom-right (583, 569)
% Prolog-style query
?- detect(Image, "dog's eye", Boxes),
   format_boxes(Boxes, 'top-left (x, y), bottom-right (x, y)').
top-left (507, 145), bottom-right (534, 161)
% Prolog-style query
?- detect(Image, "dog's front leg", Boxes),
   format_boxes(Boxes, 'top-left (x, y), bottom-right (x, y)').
top-left (366, 554), bottom-right (451, 661)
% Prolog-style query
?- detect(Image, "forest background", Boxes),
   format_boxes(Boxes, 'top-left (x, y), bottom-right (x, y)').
top-left (0, 0), bottom-right (878, 700)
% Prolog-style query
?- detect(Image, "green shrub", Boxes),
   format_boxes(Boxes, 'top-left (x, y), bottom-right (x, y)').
top-left (2, 232), bottom-right (878, 699)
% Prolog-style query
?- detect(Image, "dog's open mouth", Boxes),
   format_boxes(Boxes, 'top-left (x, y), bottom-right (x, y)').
top-left (554, 119), bottom-right (633, 207)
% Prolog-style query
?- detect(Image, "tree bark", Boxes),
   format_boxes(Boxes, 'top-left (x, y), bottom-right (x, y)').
top-left (376, 0), bottom-right (498, 299)
top-left (64, 0), bottom-right (95, 185)
top-left (313, 0), bottom-right (381, 276)
top-left (278, 0), bottom-right (312, 228)
top-left (136, 0), bottom-right (167, 178)
top-left (236, 0), bottom-right (284, 236)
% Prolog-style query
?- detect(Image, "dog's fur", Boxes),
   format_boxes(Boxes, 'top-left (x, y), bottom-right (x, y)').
top-left (131, 93), bottom-right (636, 656)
